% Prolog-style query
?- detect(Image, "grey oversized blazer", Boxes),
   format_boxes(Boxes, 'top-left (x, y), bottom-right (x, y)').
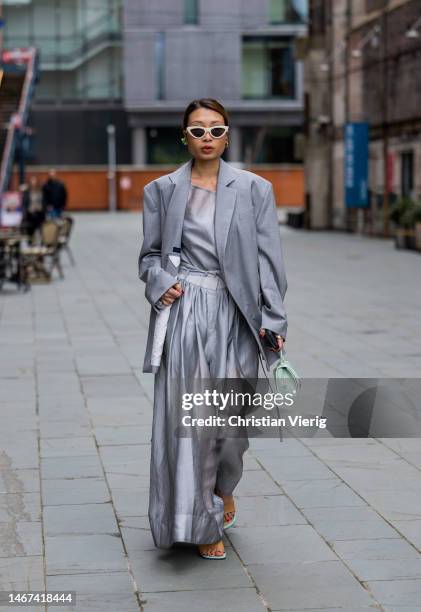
top-left (138, 157), bottom-right (288, 374)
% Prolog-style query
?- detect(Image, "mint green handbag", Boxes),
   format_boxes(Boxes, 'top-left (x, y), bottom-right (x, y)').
top-left (273, 348), bottom-right (301, 396)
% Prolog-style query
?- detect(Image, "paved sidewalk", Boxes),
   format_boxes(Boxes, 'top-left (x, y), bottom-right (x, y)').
top-left (1, 212), bottom-right (421, 611)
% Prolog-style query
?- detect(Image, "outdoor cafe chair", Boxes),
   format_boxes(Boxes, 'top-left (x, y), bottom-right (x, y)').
top-left (21, 219), bottom-right (64, 281)
top-left (0, 230), bottom-right (30, 292)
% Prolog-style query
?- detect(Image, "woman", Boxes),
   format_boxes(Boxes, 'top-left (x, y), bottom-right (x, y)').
top-left (138, 98), bottom-right (288, 560)
top-left (20, 177), bottom-right (47, 243)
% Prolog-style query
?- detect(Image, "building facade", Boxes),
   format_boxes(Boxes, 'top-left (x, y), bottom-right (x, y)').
top-left (304, 0), bottom-right (421, 234)
top-left (123, 0), bottom-right (308, 165)
top-left (2, 0), bottom-right (132, 165)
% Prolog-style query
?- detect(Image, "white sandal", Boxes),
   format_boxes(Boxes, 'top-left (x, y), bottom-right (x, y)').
top-left (198, 541), bottom-right (227, 560)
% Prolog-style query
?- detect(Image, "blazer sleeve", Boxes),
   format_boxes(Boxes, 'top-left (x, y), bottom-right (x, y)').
top-left (138, 184), bottom-right (178, 314)
top-left (255, 182), bottom-right (288, 341)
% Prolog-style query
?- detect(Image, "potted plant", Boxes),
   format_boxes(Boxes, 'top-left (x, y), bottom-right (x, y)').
top-left (389, 197), bottom-right (416, 249)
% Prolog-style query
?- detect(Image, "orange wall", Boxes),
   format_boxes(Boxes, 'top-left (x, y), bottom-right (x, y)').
top-left (14, 165), bottom-right (304, 211)
top-left (254, 167), bottom-right (304, 208)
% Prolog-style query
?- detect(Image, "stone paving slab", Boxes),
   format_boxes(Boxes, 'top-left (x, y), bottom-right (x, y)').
top-left (45, 532), bottom-right (128, 575)
top-left (40, 437), bottom-right (98, 459)
top-left (42, 478), bottom-right (111, 506)
top-left (246, 560), bottom-right (377, 610)
top-left (46, 572), bottom-right (140, 612)
top-left (0, 492), bottom-right (41, 522)
top-left (41, 455), bottom-right (103, 480)
top-left (365, 578), bottom-right (421, 607)
top-left (139, 588), bottom-right (266, 611)
top-left (0, 520), bottom-right (42, 557)
top-left (92, 425), bottom-right (152, 446)
top-left (279, 477), bottom-right (369, 509)
top-left (302, 510), bottom-right (401, 543)
top-left (1, 213), bottom-right (421, 610)
top-left (0, 555), bottom-right (45, 591)
top-left (254, 453), bottom-right (337, 482)
top-left (230, 524), bottom-right (338, 565)
top-left (0, 468), bottom-right (40, 494)
top-left (129, 544), bottom-right (254, 593)
top-left (234, 494), bottom-right (307, 527)
top-left (43, 503), bottom-right (117, 537)
top-left (392, 519), bottom-right (421, 549)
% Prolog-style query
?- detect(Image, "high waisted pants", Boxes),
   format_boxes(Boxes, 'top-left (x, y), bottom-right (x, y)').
top-left (148, 265), bottom-right (259, 548)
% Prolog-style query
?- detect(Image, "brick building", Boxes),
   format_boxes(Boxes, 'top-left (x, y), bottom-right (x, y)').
top-left (304, 0), bottom-right (421, 234)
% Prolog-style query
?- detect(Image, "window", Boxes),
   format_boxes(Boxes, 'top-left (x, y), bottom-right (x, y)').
top-left (147, 128), bottom-right (189, 164)
top-left (242, 37), bottom-right (296, 99)
top-left (155, 32), bottom-right (165, 100)
top-left (269, 0), bottom-right (308, 24)
top-left (241, 126), bottom-right (303, 164)
top-left (3, 0), bottom-right (123, 102)
top-left (401, 150), bottom-right (414, 198)
top-left (184, 0), bottom-right (198, 24)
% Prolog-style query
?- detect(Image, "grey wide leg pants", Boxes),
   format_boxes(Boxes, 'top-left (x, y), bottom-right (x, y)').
top-left (148, 266), bottom-right (259, 549)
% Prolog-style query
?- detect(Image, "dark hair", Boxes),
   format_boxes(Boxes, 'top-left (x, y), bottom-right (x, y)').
top-left (182, 98), bottom-right (229, 131)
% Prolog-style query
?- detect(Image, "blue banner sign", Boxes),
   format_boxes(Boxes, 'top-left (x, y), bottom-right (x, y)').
top-left (344, 122), bottom-right (369, 208)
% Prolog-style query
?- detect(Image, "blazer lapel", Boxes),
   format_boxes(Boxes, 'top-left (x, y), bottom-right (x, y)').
top-left (214, 158), bottom-right (237, 270)
top-left (161, 159), bottom-right (193, 258)
top-left (162, 157), bottom-right (238, 271)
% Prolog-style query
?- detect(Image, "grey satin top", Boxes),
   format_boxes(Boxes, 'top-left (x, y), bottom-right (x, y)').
top-left (180, 184), bottom-right (220, 271)
top-left (155, 183), bottom-right (220, 310)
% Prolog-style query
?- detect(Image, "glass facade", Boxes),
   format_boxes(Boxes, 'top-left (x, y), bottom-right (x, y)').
top-left (184, 0), bottom-right (198, 25)
top-left (269, 0), bottom-right (308, 24)
top-left (242, 36), bottom-right (296, 100)
top-left (147, 127), bottom-right (191, 164)
top-left (242, 126), bottom-right (302, 164)
top-left (2, 0), bottom-right (123, 102)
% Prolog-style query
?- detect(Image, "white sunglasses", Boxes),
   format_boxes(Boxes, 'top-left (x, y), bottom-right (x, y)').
top-left (185, 125), bottom-right (229, 139)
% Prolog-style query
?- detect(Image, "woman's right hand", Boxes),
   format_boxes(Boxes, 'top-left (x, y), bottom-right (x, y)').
top-left (159, 282), bottom-right (183, 306)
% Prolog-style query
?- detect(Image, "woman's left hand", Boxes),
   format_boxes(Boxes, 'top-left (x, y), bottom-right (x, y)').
top-left (259, 328), bottom-right (284, 352)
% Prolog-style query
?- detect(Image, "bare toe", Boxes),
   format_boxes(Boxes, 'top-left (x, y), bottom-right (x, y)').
top-left (198, 540), bottom-right (225, 557)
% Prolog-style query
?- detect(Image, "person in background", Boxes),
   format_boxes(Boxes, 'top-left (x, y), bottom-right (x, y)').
top-left (42, 169), bottom-right (68, 219)
top-left (21, 176), bottom-right (47, 243)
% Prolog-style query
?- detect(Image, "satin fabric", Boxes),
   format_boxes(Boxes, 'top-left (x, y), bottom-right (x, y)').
top-left (180, 184), bottom-right (220, 270)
